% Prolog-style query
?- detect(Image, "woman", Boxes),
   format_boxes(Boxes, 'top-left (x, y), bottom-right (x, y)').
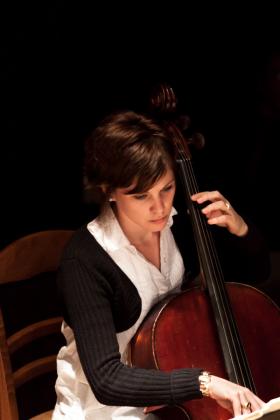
top-left (53, 111), bottom-right (269, 419)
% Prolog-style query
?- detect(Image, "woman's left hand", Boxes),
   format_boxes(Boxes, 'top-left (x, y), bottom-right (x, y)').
top-left (191, 191), bottom-right (248, 237)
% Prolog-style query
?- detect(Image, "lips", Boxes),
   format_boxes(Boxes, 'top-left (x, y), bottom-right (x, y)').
top-left (150, 216), bottom-right (167, 224)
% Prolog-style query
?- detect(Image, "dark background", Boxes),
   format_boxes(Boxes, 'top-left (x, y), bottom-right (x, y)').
top-left (1, 6), bottom-right (280, 416)
top-left (1, 5), bottom-right (280, 254)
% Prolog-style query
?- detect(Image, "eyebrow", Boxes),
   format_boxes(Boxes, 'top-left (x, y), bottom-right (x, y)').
top-left (164, 178), bottom-right (175, 186)
top-left (125, 178), bottom-right (175, 196)
top-left (159, 178), bottom-right (175, 190)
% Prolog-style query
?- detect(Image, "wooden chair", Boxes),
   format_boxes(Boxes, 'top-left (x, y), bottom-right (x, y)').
top-left (0, 230), bottom-right (74, 420)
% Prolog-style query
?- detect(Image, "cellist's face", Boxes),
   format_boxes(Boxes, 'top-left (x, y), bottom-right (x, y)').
top-left (111, 167), bottom-right (176, 238)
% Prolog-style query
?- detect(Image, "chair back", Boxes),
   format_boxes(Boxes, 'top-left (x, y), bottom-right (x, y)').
top-left (0, 230), bottom-right (74, 420)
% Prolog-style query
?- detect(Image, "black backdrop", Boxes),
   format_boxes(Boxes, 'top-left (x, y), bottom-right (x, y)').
top-left (1, 7), bottom-right (280, 417)
top-left (2, 4), bottom-right (280, 253)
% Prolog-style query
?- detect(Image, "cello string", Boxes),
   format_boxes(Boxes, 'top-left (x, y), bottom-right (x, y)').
top-left (156, 86), bottom-right (255, 389)
top-left (181, 153), bottom-right (251, 385)
top-left (183, 150), bottom-right (254, 387)
top-left (164, 115), bottom-right (254, 386)
top-left (174, 131), bottom-right (254, 387)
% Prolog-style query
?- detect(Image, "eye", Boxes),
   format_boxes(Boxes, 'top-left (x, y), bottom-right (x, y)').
top-left (162, 183), bottom-right (174, 192)
top-left (133, 194), bottom-right (148, 200)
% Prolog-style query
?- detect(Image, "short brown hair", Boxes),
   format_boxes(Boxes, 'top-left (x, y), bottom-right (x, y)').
top-left (84, 111), bottom-right (176, 203)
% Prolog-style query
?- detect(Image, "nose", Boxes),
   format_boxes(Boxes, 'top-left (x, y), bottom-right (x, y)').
top-left (151, 196), bottom-right (164, 215)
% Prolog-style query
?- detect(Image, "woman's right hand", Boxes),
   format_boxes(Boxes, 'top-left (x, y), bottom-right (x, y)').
top-left (208, 375), bottom-right (265, 417)
top-left (191, 191), bottom-right (248, 237)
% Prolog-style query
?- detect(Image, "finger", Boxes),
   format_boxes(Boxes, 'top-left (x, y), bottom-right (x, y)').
top-left (240, 397), bottom-right (252, 414)
top-left (240, 390), bottom-right (265, 413)
top-left (191, 191), bottom-right (223, 203)
top-left (232, 396), bottom-right (242, 417)
top-left (225, 200), bottom-right (231, 210)
top-left (249, 394), bottom-right (266, 411)
top-left (254, 395), bottom-right (266, 407)
top-left (202, 200), bottom-right (231, 215)
top-left (191, 191), bottom-right (210, 202)
top-left (207, 215), bottom-right (229, 226)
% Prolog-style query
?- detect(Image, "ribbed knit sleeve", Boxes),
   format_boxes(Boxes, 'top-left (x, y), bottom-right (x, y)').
top-left (57, 253), bottom-right (202, 407)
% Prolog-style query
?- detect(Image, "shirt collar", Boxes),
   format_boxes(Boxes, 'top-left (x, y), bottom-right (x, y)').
top-left (88, 205), bottom-right (177, 253)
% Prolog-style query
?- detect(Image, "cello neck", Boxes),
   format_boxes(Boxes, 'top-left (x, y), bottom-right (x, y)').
top-left (149, 82), bottom-right (256, 391)
top-left (177, 155), bottom-right (256, 391)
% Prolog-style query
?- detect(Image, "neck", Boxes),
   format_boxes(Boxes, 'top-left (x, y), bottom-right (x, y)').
top-left (120, 222), bottom-right (159, 247)
top-left (130, 231), bottom-right (160, 247)
top-left (112, 206), bottom-right (160, 246)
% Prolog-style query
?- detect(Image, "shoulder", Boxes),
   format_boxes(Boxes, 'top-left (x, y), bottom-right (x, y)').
top-left (58, 226), bottom-right (117, 297)
top-left (61, 224), bottom-right (133, 283)
top-left (62, 224), bottom-right (110, 268)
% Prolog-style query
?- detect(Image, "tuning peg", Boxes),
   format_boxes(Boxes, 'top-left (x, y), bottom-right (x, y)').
top-left (188, 132), bottom-right (205, 150)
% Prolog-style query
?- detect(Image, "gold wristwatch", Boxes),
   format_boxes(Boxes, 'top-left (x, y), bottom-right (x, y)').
top-left (199, 371), bottom-right (211, 397)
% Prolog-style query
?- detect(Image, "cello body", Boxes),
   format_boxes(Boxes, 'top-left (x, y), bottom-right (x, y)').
top-left (130, 83), bottom-right (280, 419)
top-left (131, 283), bottom-right (280, 420)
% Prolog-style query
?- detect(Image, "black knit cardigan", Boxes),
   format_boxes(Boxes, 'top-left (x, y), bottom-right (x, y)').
top-left (56, 211), bottom-right (270, 407)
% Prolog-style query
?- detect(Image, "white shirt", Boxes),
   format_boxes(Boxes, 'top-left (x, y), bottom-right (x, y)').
top-left (53, 206), bottom-right (185, 419)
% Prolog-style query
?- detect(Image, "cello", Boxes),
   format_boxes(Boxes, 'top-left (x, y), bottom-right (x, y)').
top-left (130, 84), bottom-right (280, 419)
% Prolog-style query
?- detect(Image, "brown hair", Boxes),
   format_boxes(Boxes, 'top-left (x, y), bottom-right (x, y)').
top-left (84, 111), bottom-right (176, 203)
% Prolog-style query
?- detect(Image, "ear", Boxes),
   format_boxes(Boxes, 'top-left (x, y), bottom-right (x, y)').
top-left (101, 184), bottom-right (116, 202)
top-left (109, 191), bottom-right (116, 202)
